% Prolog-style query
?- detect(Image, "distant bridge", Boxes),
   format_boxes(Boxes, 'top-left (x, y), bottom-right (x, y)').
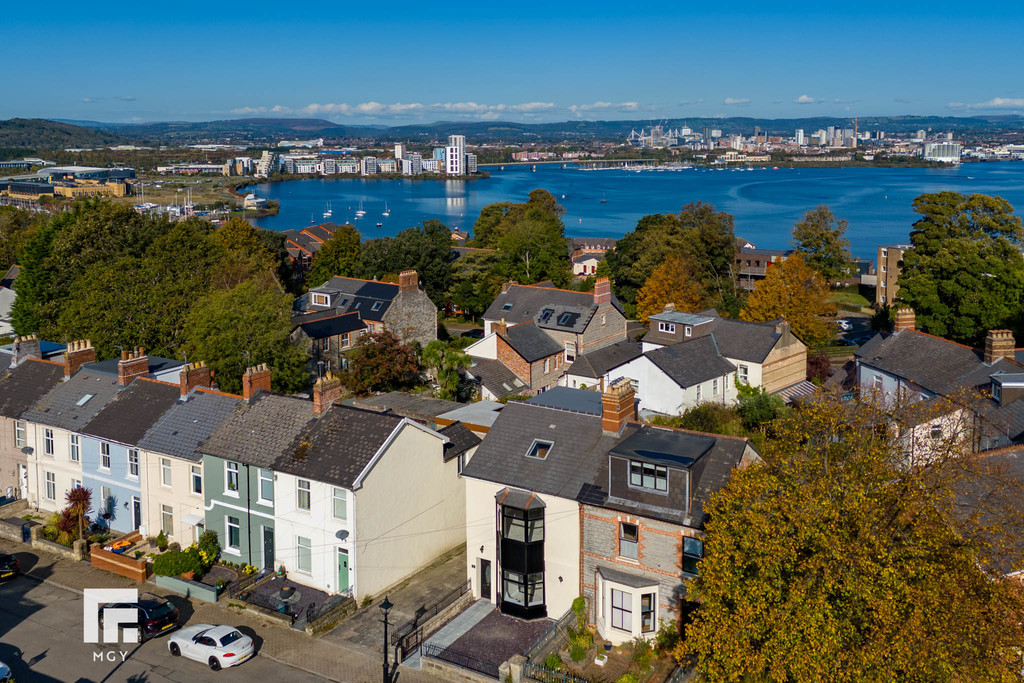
top-left (478, 159), bottom-right (652, 169)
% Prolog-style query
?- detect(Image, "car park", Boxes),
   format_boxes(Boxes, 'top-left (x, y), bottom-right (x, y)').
top-left (0, 554), bottom-right (19, 582)
top-left (98, 592), bottom-right (179, 642)
top-left (168, 624), bottom-right (255, 671)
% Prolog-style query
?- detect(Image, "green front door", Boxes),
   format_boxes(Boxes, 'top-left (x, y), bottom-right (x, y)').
top-left (337, 548), bottom-right (349, 592)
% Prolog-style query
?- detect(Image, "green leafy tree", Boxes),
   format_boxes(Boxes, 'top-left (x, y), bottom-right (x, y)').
top-left (0, 206), bottom-right (45, 273)
top-left (341, 330), bottom-right (420, 395)
top-left (422, 339), bottom-right (472, 400)
top-left (358, 220), bottom-right (456, 306)
top-left (182, 277), bottom-right (308, 394)
top-left (605, 213), bottom-right (686, 305)
top-left (896, 192), bottom-right (1024, 344)
top-left (307, 223), bottom-right (362, 286)
top-left (448, 250), bottom-right (504, 319)
top-left (678, 201), bottom-right (737, 305)
top-left (792, 205), bottom-right (853, 283)
top-left (679, 391), bottom-right (1024, 681)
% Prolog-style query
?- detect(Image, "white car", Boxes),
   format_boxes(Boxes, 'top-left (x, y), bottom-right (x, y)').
top-left (836, 319), bottom-right (853, 332)
top-left (0, 660), bottom-right (12, 683)
top-left (167, 624), bottom-right (255, 671)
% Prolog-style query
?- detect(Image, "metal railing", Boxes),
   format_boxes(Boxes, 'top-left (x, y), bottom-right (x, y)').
top-left (522, 662), bottom-right (593, 683)
top-left (524, 607), bottom-right (575, 662)
top-left (226, 570), bottom-right (261, 599)
top-left (422, 643), bottom-right (499, 679)
top-left (391, 578), bottom-right (470, 647)
top-left (305, 588), bottom-right (353, 623)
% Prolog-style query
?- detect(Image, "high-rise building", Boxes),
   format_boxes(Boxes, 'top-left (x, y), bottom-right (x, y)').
top-left (402, 153), bottom-right (423, 176)
top-left (795, 129), bottom-right (805, 145)
top-left (433, 147), bottom-right (446, 161)
top-left (394, 143), bottom-right (405, 160)
top-left (466, 152), bottom-right (477, 174)
top-left (446, 135), bottom-right (466, 176)
top-left (360, 156), bottom-right (378, 176)
top-left (923, 142), bottom-right (962, 164)
top-left (876, 244), bottom-right (911, 306)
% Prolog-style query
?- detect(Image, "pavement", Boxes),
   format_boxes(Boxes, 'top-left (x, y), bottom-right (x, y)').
top-left (0, 537), bottom-right (451, 682)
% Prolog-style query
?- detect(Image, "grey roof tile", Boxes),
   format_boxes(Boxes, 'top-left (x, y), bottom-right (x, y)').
top-left (82, 379), bottom-right (182, 445)
top-left (483, 284), bottom-right (623, 325)
top-left (568, 339), bottom-right (643, 380)
top-left (503, 322), bottom-right (563, 363)
top-left (645, 336), bottom-right (737, 388)
top-left (468, 359), bottom-right (528, 399)
top-left (351, 392), bottom-right (465, 421)
top-left (138, 390), bottom-right (242, 462)
top-left (525, 387), bottom-right (603, 416)
top-left (200, 393), bottom-right (316, 467)
top-left (22, 370), bottom-right (122, 431)
top-left (439, 421), bottom-right (482, 461)
top-left (855, 329), bottom-right (990, 395)
top-left (0, 359), bottom-right (65, 418)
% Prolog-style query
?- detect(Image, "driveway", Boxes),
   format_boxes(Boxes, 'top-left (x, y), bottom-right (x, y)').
top-left (322, 544), bottom-right (467, 651)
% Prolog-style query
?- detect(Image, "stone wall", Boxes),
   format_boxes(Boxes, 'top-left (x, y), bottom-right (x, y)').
top-left (386, 289), bottom-right (437, 348)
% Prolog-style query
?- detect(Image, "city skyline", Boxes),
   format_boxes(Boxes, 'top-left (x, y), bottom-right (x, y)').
top-left (3, 1), bottom-right (1023, 124)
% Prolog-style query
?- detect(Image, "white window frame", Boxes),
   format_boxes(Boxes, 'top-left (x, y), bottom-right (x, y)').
top-left (45, 471), bottom-right (56, 501)
top-left (14, 421), bottom-right (25, 447)
top-left (70, 434), bottom-right (80, 462)
top-left (641, 592), bottom-right (657, 633)
top-left (160, 457), bottom-right (171, 487)
top-left (738, 365), bottom-right (749, 384)
top-left (619, 522), bottom-right (639, 560)
top-left (713, 378), bottom-right (719, 396)
top-left (226, 516), bottom-right (240, 552)
top-left (161, 504), bottom-right (174, 536)
top-left (100, 486), bottom-right (112, 515)
top-left (564, 341), bottom-right (576, 362)
top-left (72, 478), bottom-right (82, 490)
top-left (695, 383), bottom-right (702, 401)
top-left (684, 325), bottom-right (692, 337)
top-left (258, 469), bottom-right (274, 505)
top-left (332, 487), bottom-right (347, 521)
top-left (100, 442), bottom-right (111, 470)
top-left (225, 461), bottom-right (239, 495)
top-left (311, 293), bottom-right (330, 307)
top-left (297, 536), bottom-right (312, 573)
top-left (657, 321), bottom-right (676, 334)
top-left (297, 479), bottom-right (311, 511)
top-left (543, 358), bottom-right (550, 374)
top-left (190, 465), bottom-right (202, 496)
top-left (44, 429), bottom-right (54, 456)
top-left (128, 449), bottom-right (140, 479)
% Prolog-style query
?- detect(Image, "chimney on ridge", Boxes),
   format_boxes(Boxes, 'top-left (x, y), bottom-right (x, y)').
top-left (494, 318), bottom-right (508, 337)
top-left (179, 361), bottom-right (213, 397)
top-left (593, 277), bottom-right (611, 305)
top-left (602, 377), bottom-right (636, 436)
top-left (313, 373), bottom-right (344, 415)
top-left (64, 339), bottom-right (96, 377)
top-left (984, 329), bottom-right (1015, 364)
top-left (501, 280), bottom-right (517, 293)
top-left (242, 363), bottom-right (272, 401)
top-left (399, 270), bottom-right (418, 293)
top-left (117, 347), bottom-right (149, 386)
top-left (10, 334), bottom-right (41, 368)
top-left (893, 307), bottom-right (916, 334)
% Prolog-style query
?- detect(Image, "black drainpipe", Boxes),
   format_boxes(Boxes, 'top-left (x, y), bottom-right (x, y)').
top-left (244, 463), bottom-right (253, 567)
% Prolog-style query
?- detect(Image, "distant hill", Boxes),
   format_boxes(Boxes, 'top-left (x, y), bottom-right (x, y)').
top-left (0, 118), bottom-right (125, 150)
top-left (92, 118), bottom-right (351, 145)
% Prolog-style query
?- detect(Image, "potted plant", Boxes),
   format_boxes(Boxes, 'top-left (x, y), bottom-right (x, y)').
top-left (277, 564), bottom-right (287, 578)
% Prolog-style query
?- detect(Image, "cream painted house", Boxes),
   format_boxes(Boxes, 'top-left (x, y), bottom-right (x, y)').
top-left (0, 358), bottom-right (66, 502)
top-left (137, 387), bottom-right (241, 544)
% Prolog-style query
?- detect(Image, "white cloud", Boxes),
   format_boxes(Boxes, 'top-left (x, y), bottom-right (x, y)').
top-left (723, 97), bottom-right (750, 105)
top-left (794, 94), bottom-right (816, 104)
top-left (81, 97), bottom-right (98, 103)
top-left (950, 97), bottom-right (1024, 110)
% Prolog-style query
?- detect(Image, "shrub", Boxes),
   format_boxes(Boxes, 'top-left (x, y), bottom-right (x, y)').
top-left (168, 542), bottom-right (181, 553)
top-left (542, 652), bottom-right (562, 670)
top-left (569, 641), bottom-right (586, 662)
top-left (654, 618), bottom-right (680, 654)
top-left (572, 596), bottom-right (588, 631)
top-left (153, 549), bottom-right (202, 578)
top-left (155, 531), bottom-right (168, 551)
top-left (629, 636), bottom-right (654, 675)
top-left (617, 674), bottom-right (639, 683)
top-left (197, 530), bottom-right (220, 567)
top-left (134, 550), bottom-right (144, 559)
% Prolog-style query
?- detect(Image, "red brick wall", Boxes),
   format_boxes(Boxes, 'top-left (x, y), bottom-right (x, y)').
top-left (495, 335), bottom-right (531, 383)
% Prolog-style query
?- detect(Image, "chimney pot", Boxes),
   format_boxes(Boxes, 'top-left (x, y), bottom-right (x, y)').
top-left (594, 277), bottom-right (611, 305)
top-left (242, 364), bottom-right (272, 401)
top-left (64, 339), bottom-right (96, 377)
top-left (984, 329), bottom-right (1015, 364)
top-left (893, 307), bottom-right (916, 333)
top-left (601, 377), bottom-right (636, 435)
top-left (117, 346), bottom-right (148, 386)
top-left (399, 270), bottom-right (418, 293)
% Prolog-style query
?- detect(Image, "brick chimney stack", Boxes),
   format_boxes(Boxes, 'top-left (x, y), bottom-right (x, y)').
top-left (893, 307), bottom-right (916, 333)
top-left (984, 329), bottom-right (1015, 364)
top-left (179, 361), bottom-right (213, 397)
top-left (501, 280), bottom-right (517, 293)
top-left (494, 319), bottom-right (508, 337)
top-left (594, 277), bottom-right (612, 305)
top-left (662, 303), bottom-right (676, 313)
top-left (313, 373), bottom-right (344, 415)
top-left (64, 339), bottom-right (96, 377)
top-left (602, 377), bottom-right (636, 436)
top-left (10, 334), bottom-right (41, 368)
top-left (117, 347), bottom-right (149, 386)
top-left (399, 270), bottom-right (419, 293)
top-left (242, 363), bottom-right (272, 401)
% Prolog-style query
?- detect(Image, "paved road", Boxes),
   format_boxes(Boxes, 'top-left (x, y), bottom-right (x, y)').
top-left (0, 575), bottom-right (324, 683)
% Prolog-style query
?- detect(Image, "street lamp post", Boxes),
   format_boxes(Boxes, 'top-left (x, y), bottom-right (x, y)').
top-left (379, 595), bottom-right (393, 683)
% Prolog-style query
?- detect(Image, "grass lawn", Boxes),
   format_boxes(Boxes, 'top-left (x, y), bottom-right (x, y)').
top-left (831, 291), bottom-right (870, 307)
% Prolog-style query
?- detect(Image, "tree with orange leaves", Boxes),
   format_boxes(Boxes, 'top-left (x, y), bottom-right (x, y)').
top-left (635, 253), bottom-right (703, 322)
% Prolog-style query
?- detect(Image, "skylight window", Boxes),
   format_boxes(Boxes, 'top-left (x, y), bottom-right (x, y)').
top-left (76, 394), bottom-right (94, 407)
top-left (502, 302), bottom-right (513, 311)
top-left (539, 309), bottom-right (554, 323)
top-left (371, 301), bottom-right (383, 311)
top-left (558, 313), bottom-right (573, 326)
top-left (526, 439), bottom-right (554, 460)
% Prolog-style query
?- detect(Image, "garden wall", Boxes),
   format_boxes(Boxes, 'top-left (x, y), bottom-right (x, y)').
top-left (152, 574), bottom-right (219, 603)
top-left (90, 531), bottom-right (147, 581)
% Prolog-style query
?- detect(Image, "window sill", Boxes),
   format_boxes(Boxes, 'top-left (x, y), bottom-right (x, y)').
top-left (223, 547), bottom-right (241, 556)
top-left (616, 556), bottom-right (641, 565)
top-left (224, 490), bottom-right (240, 499)
top-left (257, 498), bottom-right (273, 507)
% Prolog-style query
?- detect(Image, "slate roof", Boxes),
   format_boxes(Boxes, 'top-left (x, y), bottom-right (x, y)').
top-left (84, 356), bottom-right (186, 378)
top-left (294, 311), bottom-right (366, 339)
top-left (645, 336), bottom-right (737, 388)
top-left (81, 379), bottom-right (182, 445)
top-left (468, 359), bottom-right (528, 399)
top-left (22, 370), bottom-right (121, 431)
top-left (351, 392), bottom-right (464, 421)
top-left (641, 312), bottom-right (791, 362)
top-left (439, 422), bottom-right (482, 462)
top-left (855, 330), bottom-right (994, 396)
top-left (483, 284), bottom-right (623, 326)
top-left (303, 276), bottom-right (400, 322)
top-left (535, 304), bottom-right (594, 335)
top-left (502, 322), bottom-right (563, 363)
top-left (525, 387), bottom-right (603, 416)
top-left (568, 340), bottom-right (642, 379)
top-left (951, 446), bottom-right (1024, 574)
top-left (0, 265), bottom-right (19, 290)
top-left (436, 401), bottom-right (504, 430)
top-left (200, 393), bottom-right (316, 467)
top-left (271, 406), bottom-right (405, 489)
top-left (137, 389), bottom-right (242, 462)
top-left (461, 401), bottom-right (752, 527)
top-left (0, 359), bottom-right (64, 419)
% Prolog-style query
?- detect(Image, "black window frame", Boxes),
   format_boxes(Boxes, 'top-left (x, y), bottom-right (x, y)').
top-left (682, 536), bottom-right (704, 575)
top-left (629, 460), bottom-right (668, 492)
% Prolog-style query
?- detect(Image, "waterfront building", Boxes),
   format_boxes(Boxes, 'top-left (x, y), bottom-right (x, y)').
top-left (402, 153), bottom-right (423, 176)
top-left (923, 141), bottom-right (962, 164)
top-left (394, 143), bottom-right (405, 160)
top-left (876, 244), bottom-right (911, 306)
top-left (377, 158), bottom-right (397, 174)
top-left (447, 135), bottom-right (466, 176)
top-left (466, 152), bottom-right (477, 174)
top-left (433, 148), bottom-right (446, 162)
top-left (421, 159), bottom-right (440, 173)
top-left (360, 156), bottom-right (378, 176)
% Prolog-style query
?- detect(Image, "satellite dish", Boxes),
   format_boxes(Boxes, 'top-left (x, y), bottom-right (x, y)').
top-left (335, 530), bottom-right (349, 541)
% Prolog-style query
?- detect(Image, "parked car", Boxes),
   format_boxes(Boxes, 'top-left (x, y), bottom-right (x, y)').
top-left (0, 659), bottom-right (12, 683)
top-left (836, 318), bottom-right (853, 332)
top-left (98, 592), bottom-right (179, 642)
top-left (0, 553), bottom-right (19, 582)
top-left (461, 328), bottom-right (485, 340)
top-left (168, 624), bottom-right (255, 671)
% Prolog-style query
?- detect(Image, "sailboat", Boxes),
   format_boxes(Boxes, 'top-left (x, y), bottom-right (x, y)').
top-left (382, 202), bottom-right (390, 217)
top-left (355, 200), bottom-right (366, 218)
top-left (323, 200), bottom-right (332, 219)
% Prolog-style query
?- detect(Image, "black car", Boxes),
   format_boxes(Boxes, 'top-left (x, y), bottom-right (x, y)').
top-left (0, 553), bottom-right (19, 582)
top-left (461, 328), bottom-right (485, 340)
top-left (99, 592), bottom-right (179, 642)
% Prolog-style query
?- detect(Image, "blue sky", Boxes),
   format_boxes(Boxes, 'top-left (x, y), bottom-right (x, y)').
top-left (4, 1), bottom-right (1023, 125)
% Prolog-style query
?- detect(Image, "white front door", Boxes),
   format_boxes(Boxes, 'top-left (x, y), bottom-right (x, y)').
top-left (18, 465), bottom-right (28, 500)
